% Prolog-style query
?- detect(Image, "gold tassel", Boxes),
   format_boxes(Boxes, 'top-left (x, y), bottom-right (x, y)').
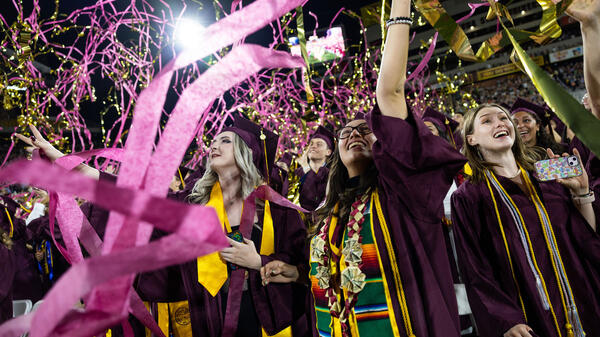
top-left (565, 323), bottom-right (574, 337)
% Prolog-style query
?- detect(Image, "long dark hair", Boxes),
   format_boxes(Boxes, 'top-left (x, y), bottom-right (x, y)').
top-left (310, 146), bottom-right (378, 236)
top-left (528, 112), bottom-right (566, 154)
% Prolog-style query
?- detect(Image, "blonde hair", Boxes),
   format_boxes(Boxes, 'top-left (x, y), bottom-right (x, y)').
top-left (462, 103), bottom-right (541, 183)
top-left (187, 133), bottom-right (263, 205)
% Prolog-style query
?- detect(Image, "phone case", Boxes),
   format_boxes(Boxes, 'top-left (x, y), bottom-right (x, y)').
top-left (226, 230), bottom-right (244, 270)
top-left (227, 230), bottom-right (243, 243)
top-left (535, 156), bottom-right (583, 181)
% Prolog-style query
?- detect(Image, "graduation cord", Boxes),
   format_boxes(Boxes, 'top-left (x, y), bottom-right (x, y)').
top-left (177, 168), bottom-right (185, 189)
top-left (521, 168), bottom-right (584, 337)
top-left (486, 168), bottom-right (584, 337)
top-left (485, 170), bottom-right (560, 336)
top-left (486, 171), bottom-right (553, 310)
top-left (373, 189), bottom-right (415, 337)
top-left (4, 207), bottom-right (14, 238)
top-left (484, 175), bottom-right (528, 321)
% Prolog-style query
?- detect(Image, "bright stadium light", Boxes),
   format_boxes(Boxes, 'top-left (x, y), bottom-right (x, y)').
top-left (174, 18), bottom-right (205, 51)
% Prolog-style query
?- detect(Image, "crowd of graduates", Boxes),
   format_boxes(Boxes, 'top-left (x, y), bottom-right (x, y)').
top-left (2, 0), bottom-right (600, 336)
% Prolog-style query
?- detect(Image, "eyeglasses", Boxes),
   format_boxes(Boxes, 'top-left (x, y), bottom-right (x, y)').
top-left (338, 123), bottom-right (372, 139)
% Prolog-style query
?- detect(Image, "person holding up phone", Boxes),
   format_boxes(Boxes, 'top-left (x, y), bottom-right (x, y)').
top-left (451, 103), bottom-right (599, 337)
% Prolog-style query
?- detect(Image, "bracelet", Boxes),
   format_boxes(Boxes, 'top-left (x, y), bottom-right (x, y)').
top-left (572, 190), bottom-right (595, 206)
top-left (385, 16), bottom-right (413, 29)
top-left (573, 189), bottom-right (593, 198)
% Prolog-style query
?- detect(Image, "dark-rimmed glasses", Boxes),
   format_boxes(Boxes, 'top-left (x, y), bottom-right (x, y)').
top-left (338, 123), bottom-right (372, 139)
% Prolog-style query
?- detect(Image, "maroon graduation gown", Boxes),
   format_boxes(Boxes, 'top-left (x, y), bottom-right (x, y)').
top-left (451, 176), bottom-right (600, 337)
top-left (6, 216), bottom-right (45, 303)
top-left (296, 166), bottom-right (329, 212)
top-left (335, 108), bottom-right (466, 337)
top-left (0, 243), bottom-right (16, 323)
top-left (179, 202), bottom-right (309, 337)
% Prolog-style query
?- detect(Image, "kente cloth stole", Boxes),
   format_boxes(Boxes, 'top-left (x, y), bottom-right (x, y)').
top-left (485, 168), bottom-right (585, 337)
top-left (310, 190), bottom-right (412, 337)
top-left (196, 182), bottom-right (274, 296)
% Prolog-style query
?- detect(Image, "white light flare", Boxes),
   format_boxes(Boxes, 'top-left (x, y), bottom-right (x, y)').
top-left (174, 18), bottom-right (206, 52)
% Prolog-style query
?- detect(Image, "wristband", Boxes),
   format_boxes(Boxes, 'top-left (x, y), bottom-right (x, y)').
top-left (572, 190), bottom-right (595, 206)
top-left (385, 16), bottom-right (413, 29)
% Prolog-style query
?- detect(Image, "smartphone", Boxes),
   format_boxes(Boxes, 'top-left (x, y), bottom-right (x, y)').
top-left (535, 155), bottom-right (583, 181)
top-left (226, 230), bottom-right (244, 270)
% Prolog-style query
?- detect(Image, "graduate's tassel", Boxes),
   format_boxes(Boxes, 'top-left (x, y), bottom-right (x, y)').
top-left (568, 307), bottom-right (586, 337)
top-left (566, 323), bottom-right (574, 337)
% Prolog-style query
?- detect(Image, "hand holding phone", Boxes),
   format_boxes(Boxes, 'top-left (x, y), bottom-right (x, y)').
top-left (535, 155), bottom-right (583, 181)
top-left (537, 148), bottom-right (590, 199)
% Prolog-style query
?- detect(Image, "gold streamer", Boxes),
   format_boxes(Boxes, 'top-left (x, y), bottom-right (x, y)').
top-left (295, 6), bottom-right (314, 103)
top-left (413, 0), bottom-right (569, 62)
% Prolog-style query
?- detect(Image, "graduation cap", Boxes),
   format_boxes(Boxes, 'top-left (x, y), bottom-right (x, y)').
top-left (422, 106), bottom-right (459, 133)
top-left (278, 152), bottom-right (294, 167)
top-left (510, 97), bottom-right (552, 125)
top-left (353, 111), bottom-right (366, 120)
top-left (309, 125), bottom-right (335, 149)
top-left (223, 116), bottom-right (279, 182)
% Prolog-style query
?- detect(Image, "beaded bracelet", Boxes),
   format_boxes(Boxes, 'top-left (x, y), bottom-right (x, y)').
top-left (385, 16), bottom-right (413, 29)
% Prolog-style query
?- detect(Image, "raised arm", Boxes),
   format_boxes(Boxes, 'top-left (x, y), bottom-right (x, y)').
top-left (16, 124), bottom-right (100, 180)
top-left (568, 0), bottom-right (600, 119)
top-left (375, 0), bottom-right (411, 120)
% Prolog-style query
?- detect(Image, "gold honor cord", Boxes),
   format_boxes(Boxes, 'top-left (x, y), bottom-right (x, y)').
top-left (4, 208), bottom-right (14, 238)
top-left (295, 6), bottom-right (314, 104)
top-left (503, 24), bottom-right (600, 157)
top-left (413, 0), bottom-right (567, 62)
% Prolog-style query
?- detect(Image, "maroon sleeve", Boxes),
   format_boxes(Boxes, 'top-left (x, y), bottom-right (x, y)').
top-left (368, 105), bottom-right (467, 222)
top-left (249, 205), bottom-right (309, 336)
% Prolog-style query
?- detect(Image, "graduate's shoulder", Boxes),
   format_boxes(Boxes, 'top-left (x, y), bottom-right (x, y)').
top-left (452, 179), bottom-right (486, 204)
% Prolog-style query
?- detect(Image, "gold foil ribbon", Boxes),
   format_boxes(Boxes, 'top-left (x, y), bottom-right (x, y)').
top-left (295, 6), bottom-right (314, 103)
top-left (413, 0), bottom-right (569, 62)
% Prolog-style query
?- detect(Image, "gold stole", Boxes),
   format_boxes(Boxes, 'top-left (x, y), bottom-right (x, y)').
top-left (194, 183), bottom-right (289, 336)
top-left (143, 301), bottom-right (193, 337)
